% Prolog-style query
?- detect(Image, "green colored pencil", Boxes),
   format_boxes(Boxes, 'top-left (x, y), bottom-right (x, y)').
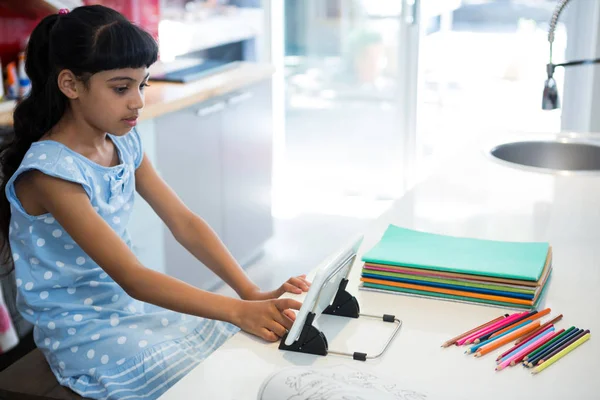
top-left (524, 326), bottom-right (575, 361)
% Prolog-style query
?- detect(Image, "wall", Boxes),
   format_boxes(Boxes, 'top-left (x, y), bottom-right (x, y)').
top-left (0, 8), bottom-right (39, 66)
top-left (0, 0), bottom-right (160, 68)
top-left (87, 0), bottom-right (160, 39)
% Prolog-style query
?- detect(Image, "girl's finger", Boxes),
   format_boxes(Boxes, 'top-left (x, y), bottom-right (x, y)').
top-left (288, 277), bottom-right (309, 291)
top-left (299, 277), bottom-right (311, 286)
top-left (283, 282), bottom-right (302, 294)
top-left (282, 309), bottom-right (296, 322)
top-left (272, 309), bottom-right (294, 330)
top-left (260, 328), bottom-right (278, 342)
top-left (268, 321), bottom-right (288, 338)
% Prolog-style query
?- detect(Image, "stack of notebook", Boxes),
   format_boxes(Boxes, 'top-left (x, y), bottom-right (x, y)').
top-left (359, 225), bottom-right (552, 310)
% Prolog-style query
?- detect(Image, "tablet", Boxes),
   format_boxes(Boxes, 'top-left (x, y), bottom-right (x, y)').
top-left (284, 234), bottom-right (364, 346)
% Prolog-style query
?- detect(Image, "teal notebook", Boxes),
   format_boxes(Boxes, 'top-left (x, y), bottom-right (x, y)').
top-left (361, 225), bottom-right (549, 281)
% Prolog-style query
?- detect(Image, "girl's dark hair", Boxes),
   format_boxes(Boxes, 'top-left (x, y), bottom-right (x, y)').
top-left (0, 5), bottom-right (158, 266)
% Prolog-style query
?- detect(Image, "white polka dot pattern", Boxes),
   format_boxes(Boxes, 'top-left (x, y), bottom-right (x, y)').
top-left (3, 133), bottom-right (241, 386)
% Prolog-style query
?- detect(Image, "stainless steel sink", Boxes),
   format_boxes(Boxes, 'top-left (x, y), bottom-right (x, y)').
top-left (489, 140), bottom-right (600, 173)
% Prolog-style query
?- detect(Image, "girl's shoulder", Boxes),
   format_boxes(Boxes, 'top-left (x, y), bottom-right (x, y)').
top-left (19, 140), bottom-right (92, 183)
top-left (5, 141), bottom-right (95, 208)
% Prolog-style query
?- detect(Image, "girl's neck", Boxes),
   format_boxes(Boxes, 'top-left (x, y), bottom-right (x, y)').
top-left (43, 108), bottom-right (109, 153)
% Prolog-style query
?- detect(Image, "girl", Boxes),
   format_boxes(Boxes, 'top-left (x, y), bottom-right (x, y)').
top-left (0, 5), bottom-right (309, 399)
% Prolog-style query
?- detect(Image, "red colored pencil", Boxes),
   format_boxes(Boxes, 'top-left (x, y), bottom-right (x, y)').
top-left (465, 312), bottom-right (527, 345)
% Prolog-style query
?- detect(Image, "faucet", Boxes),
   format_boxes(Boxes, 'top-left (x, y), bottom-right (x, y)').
top-left (542, 0), bottom-right (600, 110)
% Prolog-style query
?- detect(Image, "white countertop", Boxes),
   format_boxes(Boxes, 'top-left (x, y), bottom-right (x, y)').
top-left (161, 132), bottom-right (600, 400)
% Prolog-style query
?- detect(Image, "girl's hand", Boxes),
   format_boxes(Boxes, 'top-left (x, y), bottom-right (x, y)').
top-left (242, 274), bottom-right (311, 301)
top-left (232, 298), bottom-right (303, 342)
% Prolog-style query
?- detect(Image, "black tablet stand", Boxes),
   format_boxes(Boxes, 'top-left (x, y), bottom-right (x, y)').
top-left (279, 278), bottom-right (402, 361)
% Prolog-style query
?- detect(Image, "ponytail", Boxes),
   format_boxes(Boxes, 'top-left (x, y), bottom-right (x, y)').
top-left (0, 13), bottom-right (64, 266)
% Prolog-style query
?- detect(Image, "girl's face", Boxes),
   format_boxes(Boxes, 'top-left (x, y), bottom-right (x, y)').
top-left (76, 67), bottom-right (150, 136)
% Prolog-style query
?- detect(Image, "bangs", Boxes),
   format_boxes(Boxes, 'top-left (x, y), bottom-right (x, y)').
top-left (84, 20), bottom-right (158, 73)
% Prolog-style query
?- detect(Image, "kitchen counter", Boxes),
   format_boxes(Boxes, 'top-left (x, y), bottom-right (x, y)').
top-left (0, 62), bottom-right (274, 126)
top-left (160, 131), bottom-right (600, 400)
top-left (141, 62), bottom-right (273, 121)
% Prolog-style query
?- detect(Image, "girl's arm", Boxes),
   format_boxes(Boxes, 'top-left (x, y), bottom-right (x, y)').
top-left (29, 171), bottom-right (301, 341)
top-left (134, 154), bottom-right (310, 301)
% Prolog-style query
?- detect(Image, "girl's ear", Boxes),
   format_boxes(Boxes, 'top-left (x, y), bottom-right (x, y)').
top-left (57, 69), bottom-right (80, 99)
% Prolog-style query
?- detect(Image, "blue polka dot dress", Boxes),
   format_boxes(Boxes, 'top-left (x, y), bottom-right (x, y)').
top-left (5, 129), bottom-right (239, 399)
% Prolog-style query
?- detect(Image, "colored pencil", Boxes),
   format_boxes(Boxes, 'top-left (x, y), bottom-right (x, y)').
top-left (488, 308), bottom-right (551, 340)
top-left (478, 310), bottom-right (538, 343)
top-left (532, 333), bottom-right (591, 374)
top-left (474, 312), bottom-right (534, 344)
top-left (524, 326), bottom-right (576, 362)
top-left (515, 314), bottom-right (563, 345)
top-left (536, 329), bottom-right (590, 366)
top-left (496, 327), bottom-right (555, 366)
top-left (462, 312), bottom-right (527, 345)
top-left (526, 327), bottom-right (580, 365)
top-left (496, 324), bottom-right (558, 361)
top-left (496, 327), bottom-right (558, 364)
top-left (526, 328), bottom-right (581, 367)
top-left (496, 328), bottom-right (555, 371)
top-left (509, 328), bottom-right (558, 366)
top-left (466, 321), bottom-right (531, 354)
top-left (475, 321), bottom-right (541, 357)
top-left (458, 313), bottom-right (521, 346)
top-left (441, 314), bottom-right (509, 347)
top-left (473, 321), bottom-right (531, 345)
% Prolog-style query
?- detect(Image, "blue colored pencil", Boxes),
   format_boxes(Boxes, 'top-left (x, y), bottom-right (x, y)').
top-left (465, 320), bottom-right (531, 354)
top-left (477, 310), bottom-right (537, 342)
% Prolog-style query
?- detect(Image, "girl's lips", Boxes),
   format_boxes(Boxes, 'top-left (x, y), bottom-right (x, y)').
top-left (123, 117), bottom-right (138, 127)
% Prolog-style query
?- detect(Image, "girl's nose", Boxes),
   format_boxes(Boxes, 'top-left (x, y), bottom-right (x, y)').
top-left (130, 92), bottom-right (145, 110)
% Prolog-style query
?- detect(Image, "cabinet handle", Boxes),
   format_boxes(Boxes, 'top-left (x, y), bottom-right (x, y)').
top-left (196, 101), bottom-right (226, 117)
top-left (228, 91), bottom-right (254, 105)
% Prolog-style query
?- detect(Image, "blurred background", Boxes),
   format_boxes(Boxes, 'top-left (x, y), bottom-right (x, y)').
top-left (274, 0), bottom-right (568, 220)
top-left (0, 0), bottom-right (582, 221)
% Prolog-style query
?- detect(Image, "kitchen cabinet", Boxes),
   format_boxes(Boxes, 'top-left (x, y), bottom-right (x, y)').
top-left (154, 97), bottom-right (225, 290)
top-left (148, 78), bottom-right (273, 290)
top-left (222, 81), bottom-right (273, 266)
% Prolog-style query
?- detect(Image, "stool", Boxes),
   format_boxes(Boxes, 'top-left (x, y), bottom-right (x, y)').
top-left (0, 349), bottom-right (83, 399)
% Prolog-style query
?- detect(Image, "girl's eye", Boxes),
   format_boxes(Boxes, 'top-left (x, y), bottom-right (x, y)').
top-left (114, 86), bottom-right (128, 94)
top-left (140, 82), bottom-right (150, 90)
